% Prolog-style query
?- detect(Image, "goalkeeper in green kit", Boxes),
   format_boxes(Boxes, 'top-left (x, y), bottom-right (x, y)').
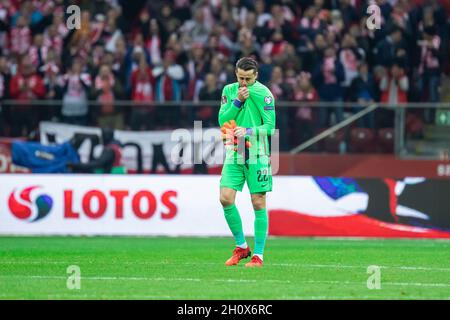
top-left (219, 57), bottom-right (276, 267)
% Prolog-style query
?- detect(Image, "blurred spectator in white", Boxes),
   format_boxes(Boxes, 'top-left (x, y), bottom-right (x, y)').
top-left (228, 0), bottom-right (248, 29)
top-left (339, 33), bottom-right (365, 99)
top-left (254, 0), bottom-right (271, 28)
top-left (153, 50), bottom-right (185, 126)
top-left (103, 9), bottom-right (123, 54)
top-left (10, 15), bottom-right (31, 56)
top-left (60, 58), bottom-right (92, 126)
top-left (179, 8), bottom-right (210, 46)
top-left (418, 26), bottom-right (441, 103)
top-left (43, 14), bottom-right (66, 57)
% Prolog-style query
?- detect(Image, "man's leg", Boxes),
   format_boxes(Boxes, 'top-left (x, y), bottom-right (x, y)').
top-left (220, 163), bottom-right (250, 266)
top-left (220, 187), bottom-right (246, 248)
top-left (250, 193), bottom-right (268, 260)
top-left (245, 156), bottom-right (272, 267)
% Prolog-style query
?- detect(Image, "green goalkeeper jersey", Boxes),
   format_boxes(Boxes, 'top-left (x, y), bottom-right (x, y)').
top-left (219, 81), bottom-right (276, 159)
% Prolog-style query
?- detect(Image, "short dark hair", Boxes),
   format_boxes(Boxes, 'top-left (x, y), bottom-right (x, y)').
top-left (235, 57), bottom-right (258, 73)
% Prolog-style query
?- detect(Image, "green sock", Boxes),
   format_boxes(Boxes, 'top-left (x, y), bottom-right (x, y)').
top-left (223, 204), bottom-right (245, 247)
top-left (254, 208), bottom-right (268, 256)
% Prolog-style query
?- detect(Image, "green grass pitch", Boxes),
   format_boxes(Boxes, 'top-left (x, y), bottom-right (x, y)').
top-left (0, 236), bottom-right (449, 299)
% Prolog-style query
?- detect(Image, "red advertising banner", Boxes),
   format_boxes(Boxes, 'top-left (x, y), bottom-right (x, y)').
top-left (277, 153), bottom-right (450, 179)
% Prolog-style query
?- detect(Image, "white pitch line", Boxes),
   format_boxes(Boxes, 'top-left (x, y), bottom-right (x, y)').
top-left (278, 295), bottom-right (450, 300)
top-left (0, 275), bottom-right (292, 284)
top-left (0, 275), bottom-right (449, 288)
top-left (0, 293), bottom-right (174, 299)
top-left (302, 280), bottom-right (450, 287)
top-left (1, 260), bottom-right (450, 272)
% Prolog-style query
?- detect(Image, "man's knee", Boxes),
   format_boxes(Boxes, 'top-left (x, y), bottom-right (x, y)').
top-left (251, 194), bottom-right (266, 211)
top-left (220, 191), bottom-right (235, 208)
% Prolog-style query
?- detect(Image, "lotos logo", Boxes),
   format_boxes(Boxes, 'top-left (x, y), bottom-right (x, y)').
top-left (8, 186), bottom-right (53, 222)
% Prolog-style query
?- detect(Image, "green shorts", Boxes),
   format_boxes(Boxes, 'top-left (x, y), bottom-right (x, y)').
top-left (220, 155), bottom-right (273, 194)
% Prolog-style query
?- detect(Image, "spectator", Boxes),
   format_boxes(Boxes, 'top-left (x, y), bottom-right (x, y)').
top-left (102, 10), bottom-right (124, 54)
top-left (9, 56), bottom-right (46, 137)
top-left (153, 50), bottom-right (185, 127)
top-left (94, 64), bottom-right (124, 130)
top-left (10, 15), bottom-right (31, 57)
top-left (208, 55), bottom-right (229, 89)
top-left (179, 8), bottom-right (210, 46)
top-left (374, 27), bottom-right (406, 67)
top-left (339, 33), bottom-right (365, 99)
top-left (60, 59), bottom-right (92, 126)
top-left (302, 33), bottom-right (328, 73)
top-left (418, 26), bottom-right (441, 103)
top-left (129, 57), bottom-right (155, 130)
top-left (40, 52), bottom-right (61, 121)
top-left (268, 66), bottom-right (292, 101)
top-left (43, 16), bottom-right (66, 58)
top-left (380, 61), bottom-right (409, 105)
top-left (335, 0), bottom-right (359, 29)
top-left (350, 62), bottom-right (376, 128)
top-left (198, 73), bottom-right (221, 127)
top-left (292, 71), bottom-right (319, 146)
top-left (29, 33), bottom-right (47, 69)
top-left (313, 46), bottom-right (345, 127)
top-left (111, 36), bottom-right (127, 88)
top-left (124, 33), bottom-right (151, 92)
top-left (185, 42), bottom-right (208, 101)
top-left (158, 3), bottom-right (182, 36)
top-left (268, 65), bottom-right (291, 150)
top-left (143, 19), bottom-right (162, 66)
top-left (379, 61), bottom-right (409, 128)
top-left (298, 6), bottom-right (323, 40)
top-left (0, 55), bottom-right (11, 135)
top-left (261, 29), bottom-right (288, 64)
top-left (234, 27), bottom-right (261, 62)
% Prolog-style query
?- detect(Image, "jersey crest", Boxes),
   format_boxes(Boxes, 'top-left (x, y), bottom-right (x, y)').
top-left (264, 96), bottom-right (273, 105)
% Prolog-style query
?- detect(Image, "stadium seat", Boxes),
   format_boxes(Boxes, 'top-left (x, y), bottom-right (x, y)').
top-left (316, 129), bottom-right (346, 153)
top-left (377, 128), bottom-right (395, 153)
top-left (349, 128), bottom-right (376, 153)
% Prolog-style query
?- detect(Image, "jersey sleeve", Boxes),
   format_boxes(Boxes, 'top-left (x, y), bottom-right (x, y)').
top-left (249, 89), bottom-right (276, 137)
top-left (218, 85), bottom-right (241, 127)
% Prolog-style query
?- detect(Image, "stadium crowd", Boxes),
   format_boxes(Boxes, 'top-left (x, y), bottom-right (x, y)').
top-left (0, 0), bottom-right (449, 150)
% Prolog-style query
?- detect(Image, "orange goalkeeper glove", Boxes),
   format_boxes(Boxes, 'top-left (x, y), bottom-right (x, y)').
top-left (220, 120), bottom-right (252, 152)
